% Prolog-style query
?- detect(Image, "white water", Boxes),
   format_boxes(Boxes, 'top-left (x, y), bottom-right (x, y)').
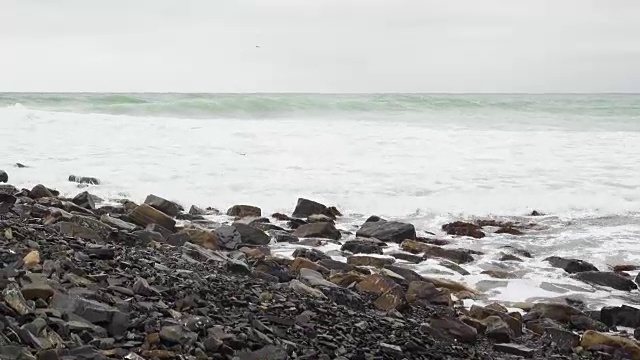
top-left (3, 98), bottom-right (640, 309)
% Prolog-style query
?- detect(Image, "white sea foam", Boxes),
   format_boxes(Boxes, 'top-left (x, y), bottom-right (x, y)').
top-left (2, 94), bottom-right (640, 308)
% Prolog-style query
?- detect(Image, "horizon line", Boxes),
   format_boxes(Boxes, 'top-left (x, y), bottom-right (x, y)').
top-left (1, 91), bottom-right (639, 95)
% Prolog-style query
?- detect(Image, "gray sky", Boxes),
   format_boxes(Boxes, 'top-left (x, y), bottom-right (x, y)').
top-left (1, 0), bottom-right (639, 92)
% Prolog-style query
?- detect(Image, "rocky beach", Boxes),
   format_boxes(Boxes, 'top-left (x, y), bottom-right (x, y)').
top-left (2, 170), bottom-right (640, 359)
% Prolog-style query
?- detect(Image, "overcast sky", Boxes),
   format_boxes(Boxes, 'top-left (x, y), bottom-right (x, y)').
top-left (1, 0), bottom-right (639, 93)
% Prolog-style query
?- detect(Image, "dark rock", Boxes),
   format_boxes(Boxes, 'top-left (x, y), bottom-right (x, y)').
top-left (569, 314), bottom-right (607, 331)
top-left (234, 223), bottom-right (271, 246)
top-left (572, 271), bottom-right (637, 291)
top-left (168, 228), bottom-right (220, 249)
top-left (341, 239), bottom-right (383, 255)
top-left (493, 343), bottom-right (534, 357)
top-left (545, 256), bottom-right (599, 273)
top-left (406, 281), bottom-right (451, 306)
top-left (365, 215), bottom-right (383, 223)
top-left (144, 194), bottom-right (181, 217)
top-left (523, 303), bottom-right (584, 323)
top-left (287, 218), bottom-right (307, 229)
top-left (601, 305), bottom-right (640, 328)
top-left (128, 204), bottom-right (176, 231)
top-left (482, 316), bottom-right (513, 342)
top-left (0, 170), bottom-right (8, 183)
top-left (69, 175), bottom-right (101, 185)
top-left (159, 325), bottom-right (183, 344)
top-left (422, 316), bottom-right (478, 343)
top-left (499, 254), bottom-right (523, 262)
top-left (100, 214), bottom-right (137, 231)
top-left (501, 246), bottom-right (533, 258)
top-left (292, 248), bottom-right (330, 262)
top-left (298, 238), bottom-right (325, 247)
top-left (292, 198), bottom-right (327, 218)
top-left (470, 305), bottom-right (522, 337)
top-left (236, 345), bottom-right (287, 360)
top-left (400, 240), bottom-right (474, 264)
top-left (495, 227), bottom-right (524, 235)
top-left (72, 191), bottom-right (95, 210)
top-left (133, 277), bottom-right (160, 296)
top-left (132, 230), bottom-right (165, 244)
top-left (189, 205), bottom-right (218, 215)
top-left (227, 204), bottom-right (261, 218)
top-left (271, 212), bottom-right (290, 221)
top-left (347, 255), bottom-right (394, 268)
top-left (146, 223), bottom-right (172, 238)
top-left (530, 210), bottom-right (544, 216)
top-left (542, 327), bottom-right (580, 352)
top-left (29, 184), bottom-right (54, 199)
top-left (0, 193), bottom-right (16, 214)
top-left (318, 258), bottom-right (355, 272)
top-left (439, 260), bottom-right (470, 275)
top-left (389, 252), bottom-right (424, 264)
top-left (269, 230), bottom-right (299, 243)
top-left (293, 222), bottom-right (341, 240)
top-left (442, 221), bottom-right (485, 238)
top-left (356, 220), bottom-right (416, 243)
top-left (525, 318), bottom-right (563, 335)
top-left (307, 214), bottom-right (334, 223)
top-left (373, 284), bottom-right (406, 311)
top-left (0, 184), bottom-right (18, 195)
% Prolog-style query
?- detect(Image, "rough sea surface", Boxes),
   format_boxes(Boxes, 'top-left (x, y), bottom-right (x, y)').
top-left (2, 93), bottom-right (640, 308)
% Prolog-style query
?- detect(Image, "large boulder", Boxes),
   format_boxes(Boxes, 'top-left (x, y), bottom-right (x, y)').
top-left (523, 303), bottom-right (584, 323)
top-left (293, 222), bottom-right (341, 240)
top-left (601, 305), bottom-right (640, 328)
top-left (400, 240), bottom-right (474, 264)
top-left (292, 198), bottom-right (326, 218)
top-left (340, 239), bottom-right (384, 255)
top-left (29, 184), bottom-right (54, 199)
top-left (167, 228), bottom-right (220, 249)
top-left (269, 230), bottom-right (299, 243)
top-left (214, 225), bottom-right (242, 250)
top-left (0, 170), bottom-right (7, 183)
top-left (128, 204), bottom-right (176, 231)
top-left (233, 223), bottom-right (271, 246)
top-left (356, 220), bottom-right (416, 243)
top-left (422, 316), bottom-right (478, 343)
top-left (545, 256), bottom-right (599, 273)
top-left (227, 205), bottom-right (261, 218)
top-left (406, 281), bottom-right (451, 306)
top-left (580, 331), bottom-right (640, 360)
top-left (144, 194), bottom-right (182, 217)
top-left (572, 271), bottom-right (637, 291)
top-left (442, 221), bottom-right (485, 239)
top-left (72, 191), bottom-right (96, 210)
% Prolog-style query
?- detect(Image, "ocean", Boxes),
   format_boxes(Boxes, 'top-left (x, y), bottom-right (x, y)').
top-left (2, 92), bottom-right (640, 309)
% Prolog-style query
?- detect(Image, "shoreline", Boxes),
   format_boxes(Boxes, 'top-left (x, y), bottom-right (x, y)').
top-left (2, 177), bottom-right (640, 359)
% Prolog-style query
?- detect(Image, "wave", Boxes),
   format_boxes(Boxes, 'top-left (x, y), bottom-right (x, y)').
top-left (1, 93), bottom-right (639, 119)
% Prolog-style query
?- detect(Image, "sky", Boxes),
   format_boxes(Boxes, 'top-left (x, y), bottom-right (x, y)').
top-left (1, 0), bottom-right (639, 93)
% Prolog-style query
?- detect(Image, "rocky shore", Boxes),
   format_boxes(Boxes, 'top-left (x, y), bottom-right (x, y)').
top-left (2, 173), bottom-right (640, 359)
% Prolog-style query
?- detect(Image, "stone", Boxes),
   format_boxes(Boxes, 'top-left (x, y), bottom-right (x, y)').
top-left (569, 314), bottom-right (607, 331)
top-left (3, 282), bottom-right (34, 315)
top-left (572, 271), bottom-right (637, 291)
top-left (406, 281), bottom-right (452, 306)
top-left (523, 303), bottom-right (584, 323)
top-left (299, 268), bottom-right (336, 288)
top-left (234, 216), bottom-right (269, 226)
top-left (133, 277), bottom-right (160, 296)
top-left (0, 170), bottom-right (7, 183)
top-left (580, 330), bottom-right (640, 360)
top-left (470, 305), bottom-right (521, 337)
top-left (168, 228), bottom-right (220, 249)
top-left (356, 274), bottom-right (397, 295)
top-left (330, 272), bottom-right (366, 287)
top-left (29, 184), bottom-right (54, 199)
top-left (292, 198), bottom-right (327, 218)
top-left (545, 256), bottom-right (599, 273)
top-left (214, 225), bottom-right (242, 250)
top-left (460, 316), bottom-right (487, 334)
top-left (0, 184), bottom-right (18, 195)
top-left (481, 270), bottom-right (517, 279)
top-left (292, 248), bottom-right (330, 262)
top-left (307, 214), bottom-right (334, 223)
top-left (289, 279), bottom-right (326, 298)
top-left (347, 255), bottom-right (394, 268)
top-left (340, 239), bottom-right (383, 254)
top-left (71, 191), bottom-right (95, 209)
top-left (291, 257), bottom-right (329, 275)
top-left (236, 345), bottom-right (288, 360)
top-left (400, 240), bottom-right (474, 264)
top-left (159, 325), bottom-right (183, 344)
top-left (58, 221), bottom-right (100, 240)
top-left (493, 343), bottom-right (534, 357)
top-left (128, 204), bottom-right (176, 231)
top-left (499, 254), bottom-right (523, 262)
top-left (495, 227), bottom-right (524, 235)
top-left (525, 318), bottom-right (562, 335)
top-left (293, 222), bottom-right (341, 240)
top-left (389, 252), bottom-right (424, 264)
top-left (423, 276), bottom-right (477, 293)
top-left (613, 264), bottom-right (640, 272)
top-left (133, 230), bottom-right (165, 244)
top-left (543, 328), bottom-right (580, 352)
top-left (269, 230), bottom-right (299, 243)
top-left (442, 221), bottom-right (485, 238)
top-left (144, 194), bottom-right (181, 217)
top-left (69, 175), bottom-right (100, 185)
top-left (356, 220), bottom-right (416, 243)
top-left (21, 275), bottom-right (54, 300)
top-left (227, 204), bottom-right (261, 218)
top-left (318, 258), bottom-right (355, 272)
top-left (421, 316), bottom-right (478, 343)
top-left (600, 305), bottom-right (640, 328)
top-left (240, 246), bottom-right (270, 260)
top-left (374, 284), bottom-right (406, 311)
top-left (23, 250), bottom-right (40, 268)
top-left (482, 316), bottom-right (513, 342)
top-left (100, 214), bottom-right (137, 231)
top-left (439, 260), bottom-right (470, 275)
top-left (234, 223), bottom-right (271, 245)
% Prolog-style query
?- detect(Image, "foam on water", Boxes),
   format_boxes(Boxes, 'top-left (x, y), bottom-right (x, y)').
top-left (2, 93), bottom-right (640, 308)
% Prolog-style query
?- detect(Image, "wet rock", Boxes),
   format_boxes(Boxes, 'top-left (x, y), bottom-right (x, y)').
top-left (214, 225), bottom-right (243, 249)
top-left (297, 238), bottom-right (325, 247)
top-left (71, 191), bottom-right (95, 210)
top-left (545, 256), bottom-right (599, 273)
top-left (347, 255), bottom-right (394, 268)
top-left (291, 257), bottom-right (329, 275)
top-left (340, 239), bottom-right (383, 255)
top-left (442, 221), bottom-right (485, 239)
top-left (29, 184), bottom-right (54, 199)
top-left (292, 198), bottom-right (327, 218)
top-left (0, 184), bottom-right (18, 195)
top-left (499, 254), bottom-right (523, 262)
top-left (493, 343), bottom-right (534, 357)
top-left (400, 240), bottom-right (474, 264)
top-left (495, 227), bottom-right (524, 235)
top-left (0, 170), bottom-right (7, 183)
top-left (439, 260), bottom-right (470, 275)
top-left (227, 204), bottom-right (261, 218)
top-left (144, 194), bottom-right (181, 217)
top-left (292, 248), bottom-right (330, 262)
top-left (523, 303), bottom-right (584, 323)
top-left (601, 305), bottom-right (640, 328)
top-left (356, 220), bottom-right (416, 243)
top-left (580, 330), bottom-right (640, 359)
top-left (482, 316), bottom-right (513, 342)
top-left (542, 328), bottom-right (580, 352)
top-left (501, 246), bottom-right (533, 258)
top-left (100, 214), bottom-right (137, 231)
top-left (330, 272), bottom-right (366, 287)
top-left (572, 271), bottom-right (637, 291)
top-left (307, 214), bottom-right (334, 223)
top-left (234, 223), bottom-right (271, 245)
top-left (470, 305), bottom-right (521, 337)
top-left (128, 204), bottom-right (176, 231)
top-left (424, 276), bottom-right (477, 294)
top-left (269, 230), bottom-right (299, 243)
top-left (613, 264), bottom-right (640, 272)
top-left (69, 175), bottom-right (101, 185)
top-left (271, 212), bottom-right (290, 221)
top-left (168, 228), bottom-right (220, 249)
top-left (530, 210), bottom-right (544, 216)
top-left (406, 281), bottom-right (452, 306)
top-left (318, 258), bottom-right (355, 272)
top-left (374, 284), bottom-right (406, 311)
top-left (293, 222), bottom-right (341, 240)
top-left (389, 252), bottom-right (424, 264)
top-left (569, 314), bottom-right (607, 331)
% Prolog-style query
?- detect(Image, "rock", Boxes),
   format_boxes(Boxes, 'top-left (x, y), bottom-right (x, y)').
top-left (523, 303), bottom-right (584, 323)
top-left (0, 192), bottom-right (17, 214)
top-left (133, 277), bottom-right (160, 296)
top-left (439, 260), bottom-right (470, 275)
top-left (299, 268), bottom-right (336, 288)
top-left (236, 345), bottom-right (288, 360)
top-left (0, 184), bottom-right (18, 195)
top-left (543, 328), bottom-right (581, 352)
top-left (614, 264), bottom-right (640, 272)
top-left (545, 256), bottom-right (599, 273)
top-left (572, 271), bottom-right (637, 291)
top-left (499, 254), bottom-right (523, 262)
top-left (23, 250), bottom-right (40, 268)
top-left (347, 255), bottom-right (394, 268)
top-left (330, 272), bottom-right (366, 287)
top-left (356, 220), bottom-right (416, 243)
top-left (493, 343), bottom-right (534, 357)
top-left (3, 282), bottom-right (34, 315)
top-left (21, 274), bottom-right (54, 300)
top-left (318, 258), bottom-right (355, 272)
top-left (168, 228), bottom-right (220, 249)
top-left (227, 204), bottom-right (261, 218)
top-left (389, 252), bottom-right (424, 264)
top-left (128, 204), bottom-right (176, 231)
top-left (406, 281), bottom-right (452, 306)
top-left (0, 170), bottom-right (7, 183)
top-left (307, 214), bottom-right (334, 223)
top-left (442, 221), bottom-right (485, 238)
top-left (291, 257), bottom-right (329, 275)
top-left (233, 223), bottom-right (271, 245)
top-left (72, 191), bottom-right (95, 210)
top-left (240, 246), bottom-right (270, 260)
top-left (341, 239), bottom-right (383, 254)
top-left (293, 222), bottom-right (341, 240)
top-left (470, 305), bottom-right (522, 337)
top-left (29, 184), bottom-right (54, 199)
top-left (159, 325), bottom-right (183, 344)
top-left (100, 214), bottom-right (137, 231)
top-left (570, 314), bottom-right (607, 331)
top-left (482, 316), bottom-right (513, 342)
top-left (292, 248), bottom-right (330, 262)
top-left (374, 284), bottom-right (406, 311)
top-left (292, 198), bottom-right (327, 218)
top-left (324, 206), bottom-right (342, 218)
top-left (481, 270), bottom-right (517, 279)
top-left (423, 276), bottom-right (477, 294)
top-left (356, 274), bottom-right (397, 295)
top-left (601, 305), bottom-right (640, 328)
top-left (422, 316), bottom-right (478, 343)
top-left (289, 279), bottom-right (326, 298)
top-left (580, 330), bottom-right (640, 360)
top-left (144, 194), bottom-right (181, 217)
top-left (525, 318), bottom-right (562, 335)
top-left (269, 230), bottom-right (299, 243)
top-left (69, 175), bottom-right (101, 185)
top-left (495, 227), bottom-right (524, 235)
top-left (400, 240), bottom-right (474, 264)
top-left (530, 210), bottom-right (544, 216)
